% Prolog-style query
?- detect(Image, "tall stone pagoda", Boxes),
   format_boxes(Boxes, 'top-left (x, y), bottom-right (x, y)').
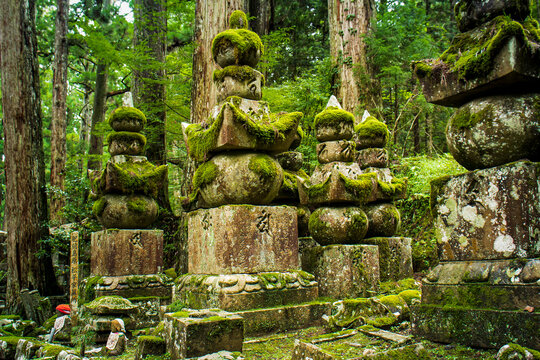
top-left (412, 0), bottom-right (540, 349)
top-left (176, 10), bottom-right (317, 311)
top-left (299, 97), bottom-right (413, 299)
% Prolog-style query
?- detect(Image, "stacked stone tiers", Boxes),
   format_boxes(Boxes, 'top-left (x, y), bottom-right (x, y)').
top-left (177, 11), bottom-right (317, 312)
top-left (413, 161), bottom-right (540, 349)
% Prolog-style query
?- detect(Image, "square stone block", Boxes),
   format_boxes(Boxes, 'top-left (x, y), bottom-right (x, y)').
top-left (163, 310), bottom-right (243, 359)
top-left (187, 205), bottom-right (299, 274)
top-left (301, 245), bottom-right (379, 299)
top-left (362, 237), bottom-right (413, 282)
top-left (431, 161), bottom-right (540, 261)
top-left (91, 230), bottom-right (163, 276)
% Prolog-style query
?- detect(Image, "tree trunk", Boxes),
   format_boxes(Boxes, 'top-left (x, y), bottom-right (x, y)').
top-left (133, 0), bottom-right (167, 166)
top-left (247, 0), bottom-right (271, 36)
top-left (0, 0), bottom-right (59, 308)
top-left (412, 114), bottom-right (420, 154)
top-left (426, 113), bottom-right (433, 157)
top-left (87, 62), bottom-right (109, 172)
top-left (328, 0), bottom-right (376, 117)
top-left (50, 0), bottom-right (70, 225)
top-left (190, 0), bottom-right (247, 125)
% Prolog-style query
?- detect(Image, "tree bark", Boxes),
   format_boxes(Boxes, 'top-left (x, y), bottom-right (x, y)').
top-left (412, 114), bottom-right (420, 154)
top-left (328, 0), bottom-right (376, 118)
top-left (87, 62), bottom-right (108, 171)
top-left (190, 0), bottom-right (247, 125)
top-left (50, 0), bottom-right (70, 225)
top-left (133, 0), bottom-right (167, 166)
top-left (0, 0), bottom-right (58, 308)
top-left (426, 113), bottom-right (434, 157)
top-left (247, 0), bottom-right (271, 36)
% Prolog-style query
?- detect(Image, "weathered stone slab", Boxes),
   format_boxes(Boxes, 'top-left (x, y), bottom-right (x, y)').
top-left (412, 305), bottom-right (540, 350)
top-left (316, 140), bottom-right (356, 164)
top-left (431, 161), bottom-right (540, 261)
top-left (91, 230), bottom-right (163, 276)
top-left (175, 271), bottom-right (318, 312)
top-left (358, 327), bottom-right (411, 344)
top-left (424, 259), bottom-right (540, 285)
top-left (236, 301), bottom-right (332, 336)
top-left (187, 205), bottom-right (298, 274)
top-left (446, 94), bottom-right (540, 170)
top-left (415, 37), bottom-right (540, 107)
top-left (163, 310), bottom-right (243, 359)
top-left (421, 283), bottom-right (540, 311)
top-left (134, 335), bottom-right (166, 360)
top-left (302, 245), bottom-right (379, 299)
top-left (85, 274), bottom-right (173, 301)
top-left (357, 148), bottom-right (388, 169)
top-left (361, 237), bottom-right (413, 282)
top-left (291, 340), bottom-right (334, 360)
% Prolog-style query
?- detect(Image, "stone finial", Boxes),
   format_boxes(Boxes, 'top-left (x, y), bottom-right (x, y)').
top-left (229, 10), bottom-right (248, 29)
top-left (361, 110), bottom-right (371, 123)
top-left (326, 95), bottom-right (342, 109)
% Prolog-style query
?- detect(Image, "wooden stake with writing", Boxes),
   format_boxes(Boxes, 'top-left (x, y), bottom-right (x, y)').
top-left (70, 231), bottom-right (79, 325)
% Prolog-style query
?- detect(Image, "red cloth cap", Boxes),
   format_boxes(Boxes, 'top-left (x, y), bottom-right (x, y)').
top-left (56, 304), bottom-right (70, 314)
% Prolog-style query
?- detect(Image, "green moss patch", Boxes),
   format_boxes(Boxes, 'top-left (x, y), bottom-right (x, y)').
top-left (127, 196), bottom-right (152, 214)
top-left (440, 15), bottom-right (540, 80)
top-left (106, 158), bottom-right (167, 198)
top-left (450, 104), bottom-right (494, 130)
top-left (92, 196), bottom-right (107, 217)
top-left (108, 106), bottom-right (146, 128)
top-left (248, 155), bottom-right (279, 180)
top-left (378, 177), bottom-right (407, 199)
top-left (355, 117), bottom-right (389, 140)
top-left (213, 65), bottom-right (265, 86)
top-left (314, 107), bottom-right (355, 129)
top-left (107, 131), bottom-right (147, 147)
top-left (229, 10), bottom-right (248, 29)
top-left (340, 172), bottom-right (377, 204)
top-left (193, 161), bottom-right (218, 189)
top-left (211, 28), bottom-right (264, 62)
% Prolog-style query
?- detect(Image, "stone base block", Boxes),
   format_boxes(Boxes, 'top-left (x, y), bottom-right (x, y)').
top-left (236, 301), bottom-right (332, 336)
top-left (187, 205), bottom-right (299, 274)
top-left (431, 161), bottom-right (539, 261)
top-left (91, 229), bottom-right (163, 276)
top-left (361, 237), bottom-right (413, 282)
top-left (412, 305), bottom-right (540, 350)
top-left (301, 245), bottom-right (379, 299)
top-left (163, 310), bottom-right (243, 359)
top-left (174, 271), bottom-right (318, 312)
top-left (82, 274), bottom-right (173, 303)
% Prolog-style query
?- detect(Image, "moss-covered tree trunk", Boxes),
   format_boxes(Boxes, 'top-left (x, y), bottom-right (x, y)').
top-left (190, 0), bottom-right (247, 125)
top-left (50, 0), bottom-right (70, 225)
top-left (328, 0), bottom-right (377, 118)
top-left (133, 0), bottom-right (167, 166)
top-left (0, 0), bottom-right (59, 309)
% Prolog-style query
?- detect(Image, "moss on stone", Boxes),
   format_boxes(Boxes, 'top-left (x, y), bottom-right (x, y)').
top-left (378, 177), bottom-right (407, 199)
top-left (164, 268), bottom-right (177, 280)
top-left (451, 104), bottom-right (494, 130)
top-left (108, 158), bottom-right (167, 198)
top-left (193, 161), bottom-right (218, 190)
top-left (92, 196), bottom-right (107, 217)
top-left (398, 289), bottom-right (421, 306)
top-left (306, 176), bottom-right (331, 202)
top-left (213, 65), bottom-right (265, 86)
top-left (40, 344), bottom-right (70, 357)
top-left (211, 28), bottom-right (264, 62)
top-left (248, 155), bottom-right (279, 180)
top-left (138, 335), bottom-right (165, 345)
top-left (367, 315), bottom-right (398, 328)
top-left (81, 275), bottom-right (104, 304)
top-left (229, 10), bottom-right (248, 29)
top-left (498, 343), bottom-right (540, 359)
top-left (340, 172), bottom-right (377, 203)
top-left (429, 175), bottom-right (453, 217)
top-left (412, 61), bottom-right (434, 78)
top-left (345, 208), bottom-right (368, 240)
top-left (107, 131), bottom-right (147, 148)
top-left (126, 196), bottom-right (150, 214)
top-left (314, 107), bottom-right (355, 129)
top-left (440, 15), bottom-right (540, 80)
top-left (108, 106), bottom-right (146, 128)
top-left (354, 117), bottom-right (389, 140)
top-left (85, 295), bottom-right (135, 310)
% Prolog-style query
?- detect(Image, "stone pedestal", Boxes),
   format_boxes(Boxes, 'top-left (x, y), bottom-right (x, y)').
top-left (361, 237), bottom-right (413, 282)
top-left (301, 245), bottom-right (379, 299)
top-left (91, 229), bottom-right (163, 276)
top-left (187, 205), bottom-right (298, 274)
top-left (163, 310), bottom-right (243, 359)
top-left (413, 161), bottom-right (540, 350)
top-left (175, 271), bottom-right (318, 311)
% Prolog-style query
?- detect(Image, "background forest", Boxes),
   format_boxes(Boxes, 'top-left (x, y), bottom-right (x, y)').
top-left (1, 0), bottom-right (539, 299)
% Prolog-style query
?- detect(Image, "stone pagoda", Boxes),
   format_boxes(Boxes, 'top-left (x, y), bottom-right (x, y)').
top-left (412, 0), bottom-right (540, 350)
top-left (299, 98), bottom-right (412, 299)
top-left (88, 106), bottom-right (170, 300)
top-left (176, 10), bottom-right (317, 311)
